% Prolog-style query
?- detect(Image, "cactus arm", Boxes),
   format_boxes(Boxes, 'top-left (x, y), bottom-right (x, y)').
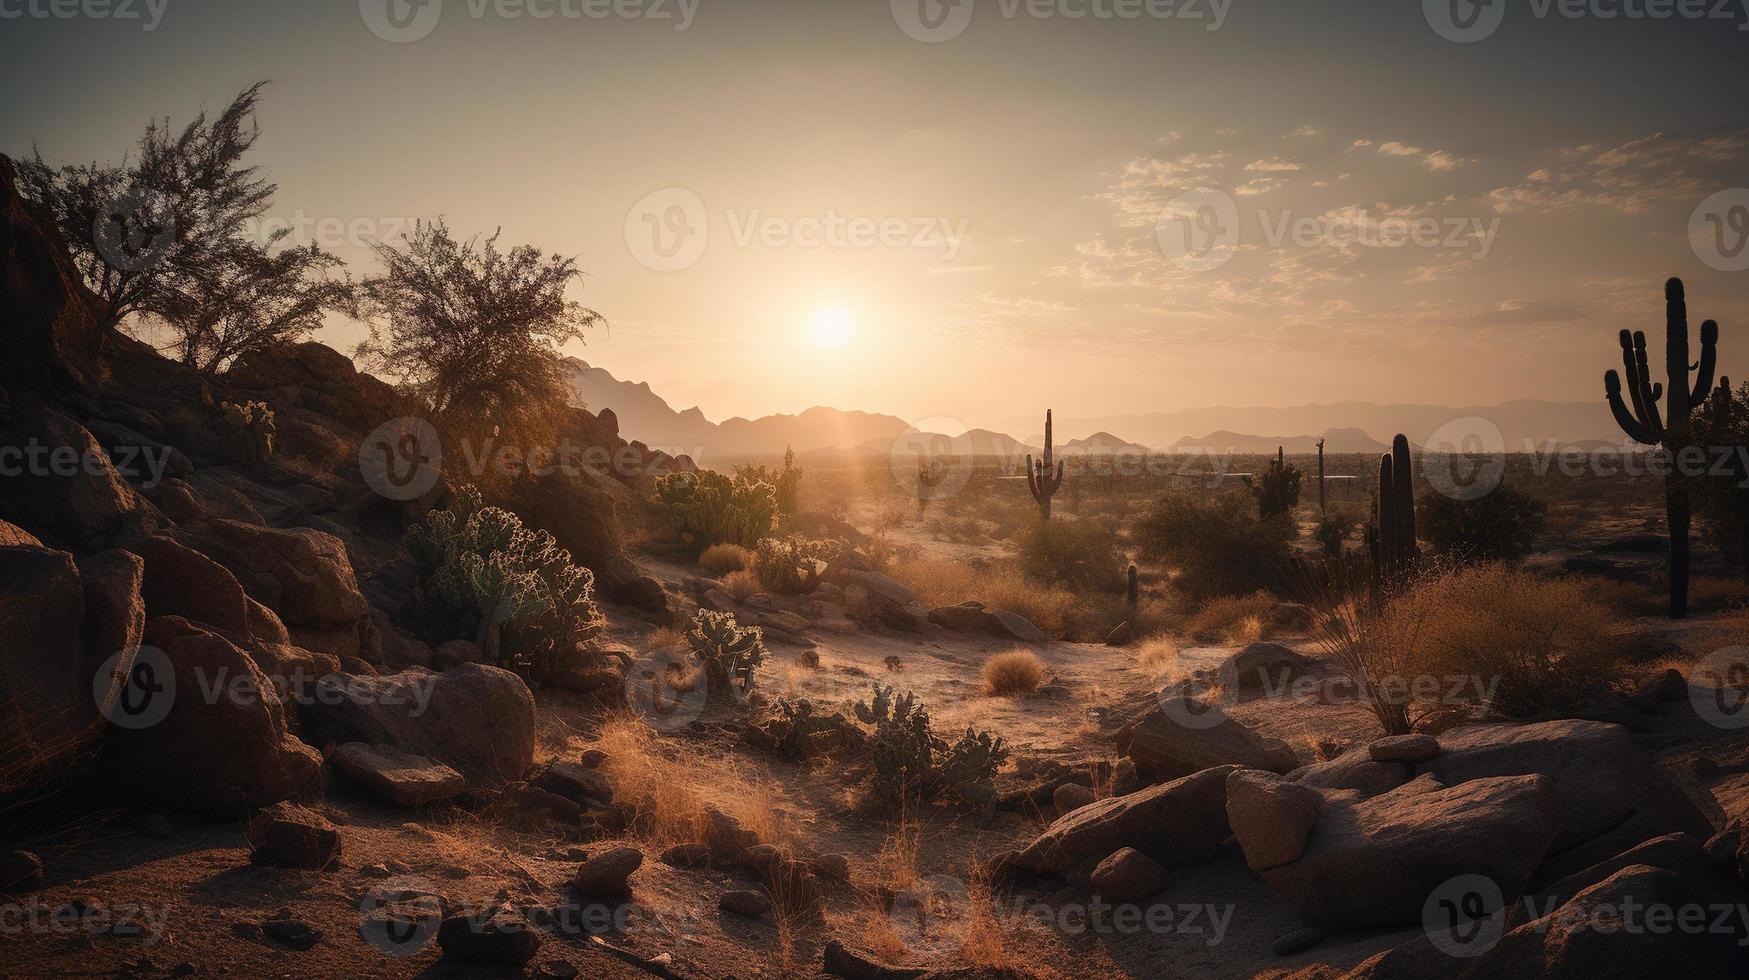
top-left (1618, 330), bottom-right (1652, 429)
top-left (1025, 453), bottom-right (1040, 502)
top-left (1606, 371), bottom-right (1661, 445)
top-left (1666, 277), bottom-right (1692, 422)
top-left (1631, 332), bottom-right (1664, 433)
top-left (1691, 319), bottom-right (1719, 405)
top-left (1050, 459), bottom-right (1065, 493)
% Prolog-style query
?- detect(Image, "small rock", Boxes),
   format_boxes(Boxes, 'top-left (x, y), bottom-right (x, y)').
top-left (811, 852), bottom-right (852, 882)
top-left (437, 906), bottom-right (541, 965)
top-left (1272, 926), bottom-right (1326, 956)
top-left (534, 962), bottom-right (580, 980)
top-left (1053, 782), bottom-right (1095, 815)
top-left (535, 762), bottom-right (614, 806)
top-left (1, 850), bottom-right (43, 894)
top-left (580, 748), bottom-right (609, 769)
top-left (661, 843), bottom-right (711, 868)
top-left (331, 742), bottom-right (467, 807)
top-left (718, 889), bottom-right (773, 918)
top-left (261, 917), bottom-right (321, 951)
top-left (1089, 847), bottom-right (1168, 902)
top-left (246, 803), bottom-right (342, 870)
top-left (823, 939), bottom-right (925, 979)
top-left (1367, 734), bottom-right (1441, 764)
top-left (572, 847), bottom-right (643, 897)
top-left (547, 847), bottom-right (591, 863)
top-left (1226, 769), bottom-right (1323, 872)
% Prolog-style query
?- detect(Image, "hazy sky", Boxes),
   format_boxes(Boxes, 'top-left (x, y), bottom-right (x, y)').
top-left (4, 0), bottom-right (1748, 431)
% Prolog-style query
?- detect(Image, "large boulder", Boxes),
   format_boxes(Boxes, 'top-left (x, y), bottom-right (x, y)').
top-left (77, 549), bottom-right (145, 716)
top-left (0, 154), bottom-right (106, 394)
top-left (503, 469), bottom-right (668, 615)
top-left (1263, 774), bottom-right (1561, 930)
top-left (298, 664), bottom-right (534, 789)
top-left (1227, 768), bottom-right (1323, 872)
top-left (1116, 696), bottom-right (1300, 783)
top-left (0, 546), bottom-right (95, 769)
top-left (102, 617), bottom-right (323, 813)
top-left (1015, 765), bottom-right (1238, 875)
top-left (1421, 720), bottom-right (1713, 884)
top-left (0, 409), bottom-right (155, 550)
top-left (224, 341), bottom-right (405, 436)
top-left (125, 534), bottom-right (256, 641)
top-left (185, 520), bottom-right (367, 627)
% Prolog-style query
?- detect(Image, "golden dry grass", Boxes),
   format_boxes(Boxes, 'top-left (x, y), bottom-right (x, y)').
top-left (1180, 591), bottom-right (1282, 644)
top-left (721, 568), bottom-right (762, 601)
top-left (1133, 634), bottom-right (1180, 680)
top-left (698, 542), bottom-right (754, 575)
top-left (886, 558), bottom-right (1076, 633)
top-left (590, 715), bottom-right (786, 848)
top-left (980, 650), bottom-right (1048, 697)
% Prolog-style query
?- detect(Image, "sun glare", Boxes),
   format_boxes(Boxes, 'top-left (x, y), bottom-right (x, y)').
top-left (806, 307), bottom-right (857, 349)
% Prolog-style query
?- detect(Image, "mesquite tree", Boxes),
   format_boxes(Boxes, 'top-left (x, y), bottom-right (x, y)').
top-left (1604, 278), bottom-right (1720, 619)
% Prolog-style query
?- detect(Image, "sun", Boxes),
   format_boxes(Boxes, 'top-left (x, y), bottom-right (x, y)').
top-left (805, 307), bottom-right (857, 349)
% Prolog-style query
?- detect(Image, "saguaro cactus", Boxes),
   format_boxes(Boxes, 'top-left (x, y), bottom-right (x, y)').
top-left (1126, 564), bottom-right (1139, 609)
top-left (1372, 434), bottom-right (1418, 585)
top-left (1027, 409), bottom-right (1065, 520)
top-left (916, 454), bottom-right (947, 515)
top-left (1316, 437), bottom-right (1327, 516)
top-left (1604, 278), bottom-right (1720, 619)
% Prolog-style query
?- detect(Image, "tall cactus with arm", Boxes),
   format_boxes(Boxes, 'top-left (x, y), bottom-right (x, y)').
top-left (1026, 409), bottom-right (1065, 520)
top-left (1604, 278), bottom-right (1720, 619)
top-left (1371, 435), bottom-right (1418, 587)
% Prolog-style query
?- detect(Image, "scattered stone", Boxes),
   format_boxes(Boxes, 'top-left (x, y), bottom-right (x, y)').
top-left (1, 850), bottom-right (43, 894)
top-left (534, 962), bottom-right (580, 980)
top-left (1053, 782), bottom-right (1095, 815)
top-left (811, 852), bottom-right (851, 882)
top-left (985, 608), bottom-right (1049, 643)
top-left (330, 742), bottom-right (467, 807)
top-left (572, 847), bottom-right (643, 898)
top-left (822, 939), bottom-right (928, 979)
top-left (1630, 668), bottom-right (1690, 706)
top-left (246, 803), bottom-right (342, 870)
top-left (547, 846), bottom-right (591, 863)
top-left (1117, 697), bottom-right (1299, 783)
top-left (704, 806), bottom-right (760, 863)
top-left (718, 889), bottom-right (773, 919)
top-left (534, 761), bottom-right (614, 806)
top-left (1219, 642), bottom-right (1313, 691)
top-left (1226, 769), bottom-right (1323, 872)
top-left (1089, 847), bottom-right (1168, 902)
top-left (1016, 765), bottom-right (1238, 875)
top-left (1367, 734), bottom-right (1441, 764)
top-left (437, 906), bottom-right (542, 966)
top-left (261, 916), bottom-right (321, 951)
top-left (1271, 926), bottom-right (1326, 956)
top-left (660, 843), bottom-right (711, 868)
top-left (507, 784), bottom-right (584, 821)
top-left (580, 749), bottom-right (609, 769)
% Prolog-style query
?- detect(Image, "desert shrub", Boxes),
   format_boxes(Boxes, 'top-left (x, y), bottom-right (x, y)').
top-left (1180, 590), bottom-right (1285, 644)
top-left (405, 484), bottom-right (602, 683)
top-left (1136, 493), bottom-right (1294, 601)
top-left (218, 400), bottom-right (276, 464)
top-left (655, 470), bottom-right (778, 553)
top-left (743, 696), bottom-right (863, 759)
top-left (753, 536), bottom-right (831, 595)
top-left (1418, 485), bottom-right (1547, 563)
top-left (592, 717), bottom-right (787, 848)
top-left (1242, 455), bottom-right (1304, 519)
top-left (884, 557), bottom-right (1076, 634)
top-left (698, 543), bottom-right (753, 575)
top-left (980, 650), bottom-right (1047, 696)
top-left (1015, 518), bottom-right (1126, 593)
top-left (853, 685), bottom-right (1008, 808)
top-left (1134, 635), bottom-right (1180, 679)
top-left (721, 569), bottom-right (761, 601)
top-left (736, 447), bottom-right (804, 516)
top-left (1314, 512), bottom-right (1359, 557)
top-left (685, 609), bottom-right (767, 702)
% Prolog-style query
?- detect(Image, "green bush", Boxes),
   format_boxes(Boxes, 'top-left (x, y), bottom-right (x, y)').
top-left (1135, 492), bottom-right (1294, 601)
top-left (753, 536), bottom-right (831, 594)
top-left (405, 484), bottom-right (602, 683)
top-left (1418, 485), bottom-right (1547, 563)
top-left (1242, 456), bottom-right (1304, 519)
top-left (853, 684), bottom-right (1007, 808)
top-left (655, 470), bottom-right (778, 554)
top-left (685, 608), bottom-right (767, 702)
top-left (743, 696), bottom-right (863, 759)
top-left (1015, 518), bottom-right (1127, 593)
top-left (735, 446), bottom-right (803, 516)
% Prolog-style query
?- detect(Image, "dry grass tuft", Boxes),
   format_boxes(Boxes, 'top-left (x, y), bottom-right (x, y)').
top-left (1133, 634), bottom-right (1180, 680)
top-left (591, 715), bottom-right (786, 848)
top-left (980, 650), bottom-right (1048, 697)
top-left (698, 542), bottom-right (754, 575)
top-left (639, 626), bottom-right (686, 652)
top-left (1180, 591), bottom-right (1284, 644)
top-left (886, 558), bottom-right (1076, 634)
top-left (721, 568), bottom-right (762, 602)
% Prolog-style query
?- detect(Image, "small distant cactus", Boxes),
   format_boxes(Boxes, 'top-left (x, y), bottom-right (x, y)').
top-left (854, 684), bottom-right (1008, 808)
top-left (1126, 564), bottom-right (1139, 609)
top-left (1371, 435), bottom-right (1418, 586)
top-left (916, 454), bottom-right (948, 515)
top-left (1242, 446), bottom-right (1303, 520)
top-left (220, 400), bottom-right (276, 463)
top-left (1027, 409), bottom-right (1066, 520)
top-left (685, 608), bottom-right (767, 701)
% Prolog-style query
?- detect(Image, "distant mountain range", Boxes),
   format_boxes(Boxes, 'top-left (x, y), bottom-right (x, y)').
top-left (565, 358), bottom-right (1626, 462)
